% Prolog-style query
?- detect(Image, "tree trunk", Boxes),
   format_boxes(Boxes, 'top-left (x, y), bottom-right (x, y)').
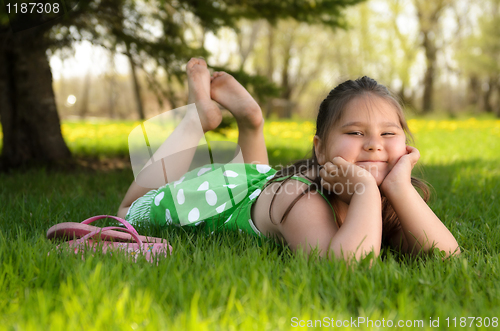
top-left (421, 31), bottom-right (436, 113)
top-left (496, 79), bottom-right (500, 118)
top-left (107, 52), bottom-right (117, 119)
top-left (79, 69), bottom-right (91, 119)
top-left (237, 20), bottom-right (262, 71)
top-left (0, 30), bottom-right (71, 170)
top-left (108, 75), bottom-right (116, 119)
top-left (415, 0), bottom-right (450, 113)
top-left (482, 76), bottom-right (496, 113)
top-left (280, 36), bottom-right (294, 119)
top-left (467, 75), bottom-right (480, 106)
top-left (126, 46), bottom-right (145, 121)
top-left (264, 22), bottom-right (274, 119)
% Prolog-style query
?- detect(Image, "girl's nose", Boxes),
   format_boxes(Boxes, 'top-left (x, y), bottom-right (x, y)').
top-left (363, 136), bottom-right (383, 151)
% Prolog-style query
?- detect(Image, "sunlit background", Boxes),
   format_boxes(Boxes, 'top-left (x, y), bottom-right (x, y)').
top-left (47, 0), bottom-right (500, 121)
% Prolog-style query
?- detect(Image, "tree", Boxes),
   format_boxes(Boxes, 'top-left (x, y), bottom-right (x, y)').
top-left (79, 68), bottom-right (92, 118)
top-left (250, 18), bottom-right (349, 118)
top-left (0, 0), bottom-right (364, 169)
top-left (456, 0), bottom-right (500, 116)
top-left (235, 19), bottom-right (263, 72)
top-left (384, 0), bottom-right (420, 107)
top-left (104, 51), bottom-right (118, 119)
top-left (308, 2), bottom-right (396, 95)
top-left (414, 0), bottom-right (452, 113)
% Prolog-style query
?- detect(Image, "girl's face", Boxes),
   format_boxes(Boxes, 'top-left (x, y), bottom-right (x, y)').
top-left (314, 95), bottom-right (408, 186)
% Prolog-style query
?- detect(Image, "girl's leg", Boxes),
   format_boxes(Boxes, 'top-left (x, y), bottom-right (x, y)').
top-left (210, 72), bottom-right (269, 165)
top-left (118, 58), bottom-right (221, 217)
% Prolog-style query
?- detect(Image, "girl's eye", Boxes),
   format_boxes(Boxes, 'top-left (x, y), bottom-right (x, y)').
top-left (346, 132), bottom-right (396, 136)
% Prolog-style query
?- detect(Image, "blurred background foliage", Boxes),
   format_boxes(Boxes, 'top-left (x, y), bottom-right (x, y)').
top-left (1, 0), bottom-right (499, 170)
top-left (48, 0), bottom-right (500, 121)
top-left (0, 0), bottom-right (364, 168)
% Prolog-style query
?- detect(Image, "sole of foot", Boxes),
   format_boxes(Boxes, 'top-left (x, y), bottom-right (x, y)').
top-left (210, 71), bottom-right (264, 130)
top-left (186, 58), bottom-right (222, 132)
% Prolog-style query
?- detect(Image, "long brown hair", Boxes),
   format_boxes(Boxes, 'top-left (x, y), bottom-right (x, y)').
top-left (263, 76), bottom-right (430, 243)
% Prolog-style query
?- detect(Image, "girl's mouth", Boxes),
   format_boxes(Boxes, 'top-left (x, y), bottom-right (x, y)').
top-left (355, 160), bottom-right (388, 164)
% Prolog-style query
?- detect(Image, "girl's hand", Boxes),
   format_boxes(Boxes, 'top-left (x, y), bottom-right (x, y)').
top-left (320, 156), bottom-right (377, 204)
top-left (380, 146), bottom-right (420, 196)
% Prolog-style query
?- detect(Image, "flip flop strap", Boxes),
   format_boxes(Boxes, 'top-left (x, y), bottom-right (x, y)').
top-left (80, 215), bottom-right (139, 235)
top-left (76, 226), bottom-right (143, 246)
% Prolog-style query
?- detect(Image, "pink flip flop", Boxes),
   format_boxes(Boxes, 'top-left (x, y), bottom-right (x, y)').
top-left (59, 226), bottom-right (172, 264)
top-left (48, 216), bottom-right (173, 264)
top-left (47, 215), bottom-right (165, 243)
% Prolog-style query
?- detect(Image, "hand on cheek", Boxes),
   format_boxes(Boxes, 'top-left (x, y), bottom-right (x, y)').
top-left (319, 156), bottom-right (377, 204)
top-left (380, 146), bottom-right (420, 195)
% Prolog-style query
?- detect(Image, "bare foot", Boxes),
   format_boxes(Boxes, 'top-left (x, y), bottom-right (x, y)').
top-left (210, 72), bottom-right (264, 130)
top-left (186, 58), bottom-right (222, 132)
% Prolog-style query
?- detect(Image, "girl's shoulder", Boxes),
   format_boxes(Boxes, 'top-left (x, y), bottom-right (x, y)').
top-left (269, 171), bottom-right (336, 214)
top-left (252, 171), bottom-right (338, 240)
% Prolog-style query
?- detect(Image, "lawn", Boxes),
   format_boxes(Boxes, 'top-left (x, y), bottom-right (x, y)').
top-left (1, 117), bottom-right (500, 330)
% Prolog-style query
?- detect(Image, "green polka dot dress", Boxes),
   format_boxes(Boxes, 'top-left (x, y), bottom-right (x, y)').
top-left (125, 163), bottom-right (277, 237)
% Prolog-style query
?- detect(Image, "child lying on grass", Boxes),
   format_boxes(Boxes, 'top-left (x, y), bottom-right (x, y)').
top-left (118, 58), bottom-right (460, 261)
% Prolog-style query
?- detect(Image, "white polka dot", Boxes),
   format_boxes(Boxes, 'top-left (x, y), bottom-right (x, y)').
top-left (224, 214), bottom-right (232, 224)
top-left (216, 203), bottom-right (226, 213)
top-left (223, 184), bottom-right (237, 189)
top-left (174, 176), bottom-right (185, 188)
top-left (154, 191), bottom-right (165, 206)
top-left (266, 174), bottom-right (275, 180)
top-left (194, 221), bottom-right (204, 226)
top-left (249, 189), bottom-right (261, 200)
top-left (165, 209), bottom-right (173, 224)
top-left (188, 208), bottom-right (200, 222)
top-left (177, 189), bottom-right (185, 204)
top-left (223, 170), bottom-right (238, 177)
top-left (197, 167), bottom-right (212, 176)
top-left (197, 181), bottom-right (209, 191)
top-left (256, 164), bottom-right (272, 173)
top-left (205, 190), bottom-right (217, 206)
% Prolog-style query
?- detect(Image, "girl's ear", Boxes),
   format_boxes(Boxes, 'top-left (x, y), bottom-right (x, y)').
top-left (313, 135), bottom-right (326, 165)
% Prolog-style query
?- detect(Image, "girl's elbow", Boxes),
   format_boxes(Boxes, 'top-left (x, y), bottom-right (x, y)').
top-left (327, 244), bottom-right (381, 262)
top-left (443, 238), bottom-right (461, 257)
top-left (449, 245), bottom-right (461, 256)
top-left (434, 243), bottom-right (461, 258)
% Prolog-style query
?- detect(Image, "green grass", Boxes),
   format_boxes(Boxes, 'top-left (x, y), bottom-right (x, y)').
top-left (1, 118), bottom-right (500, 330)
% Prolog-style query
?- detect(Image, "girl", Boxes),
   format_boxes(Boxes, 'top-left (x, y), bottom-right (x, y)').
top-left (118, 58), bottom-right (460, 261)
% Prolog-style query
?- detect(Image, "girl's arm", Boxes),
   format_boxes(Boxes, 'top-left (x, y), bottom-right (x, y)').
top-left (276, 157), bottom-right (383, 261)
top-left (326, 178), bottom-right (383, 260)
top-left (276, 185), bottom-right (382, 261)
top-left (381, 146), bottom-right (460, 256)
top-left (384, 185), bottom-right (460, 256)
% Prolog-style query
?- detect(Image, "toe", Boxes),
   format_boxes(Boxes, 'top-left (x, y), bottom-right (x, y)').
top-left (186, 57), bottom-right (207, 70)
top-left (186, 58), bottom-right (198, 70)
top-left (212, 72), bottom-right (227, 81)
top-left (197, 58), bottom-right (207, 67)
